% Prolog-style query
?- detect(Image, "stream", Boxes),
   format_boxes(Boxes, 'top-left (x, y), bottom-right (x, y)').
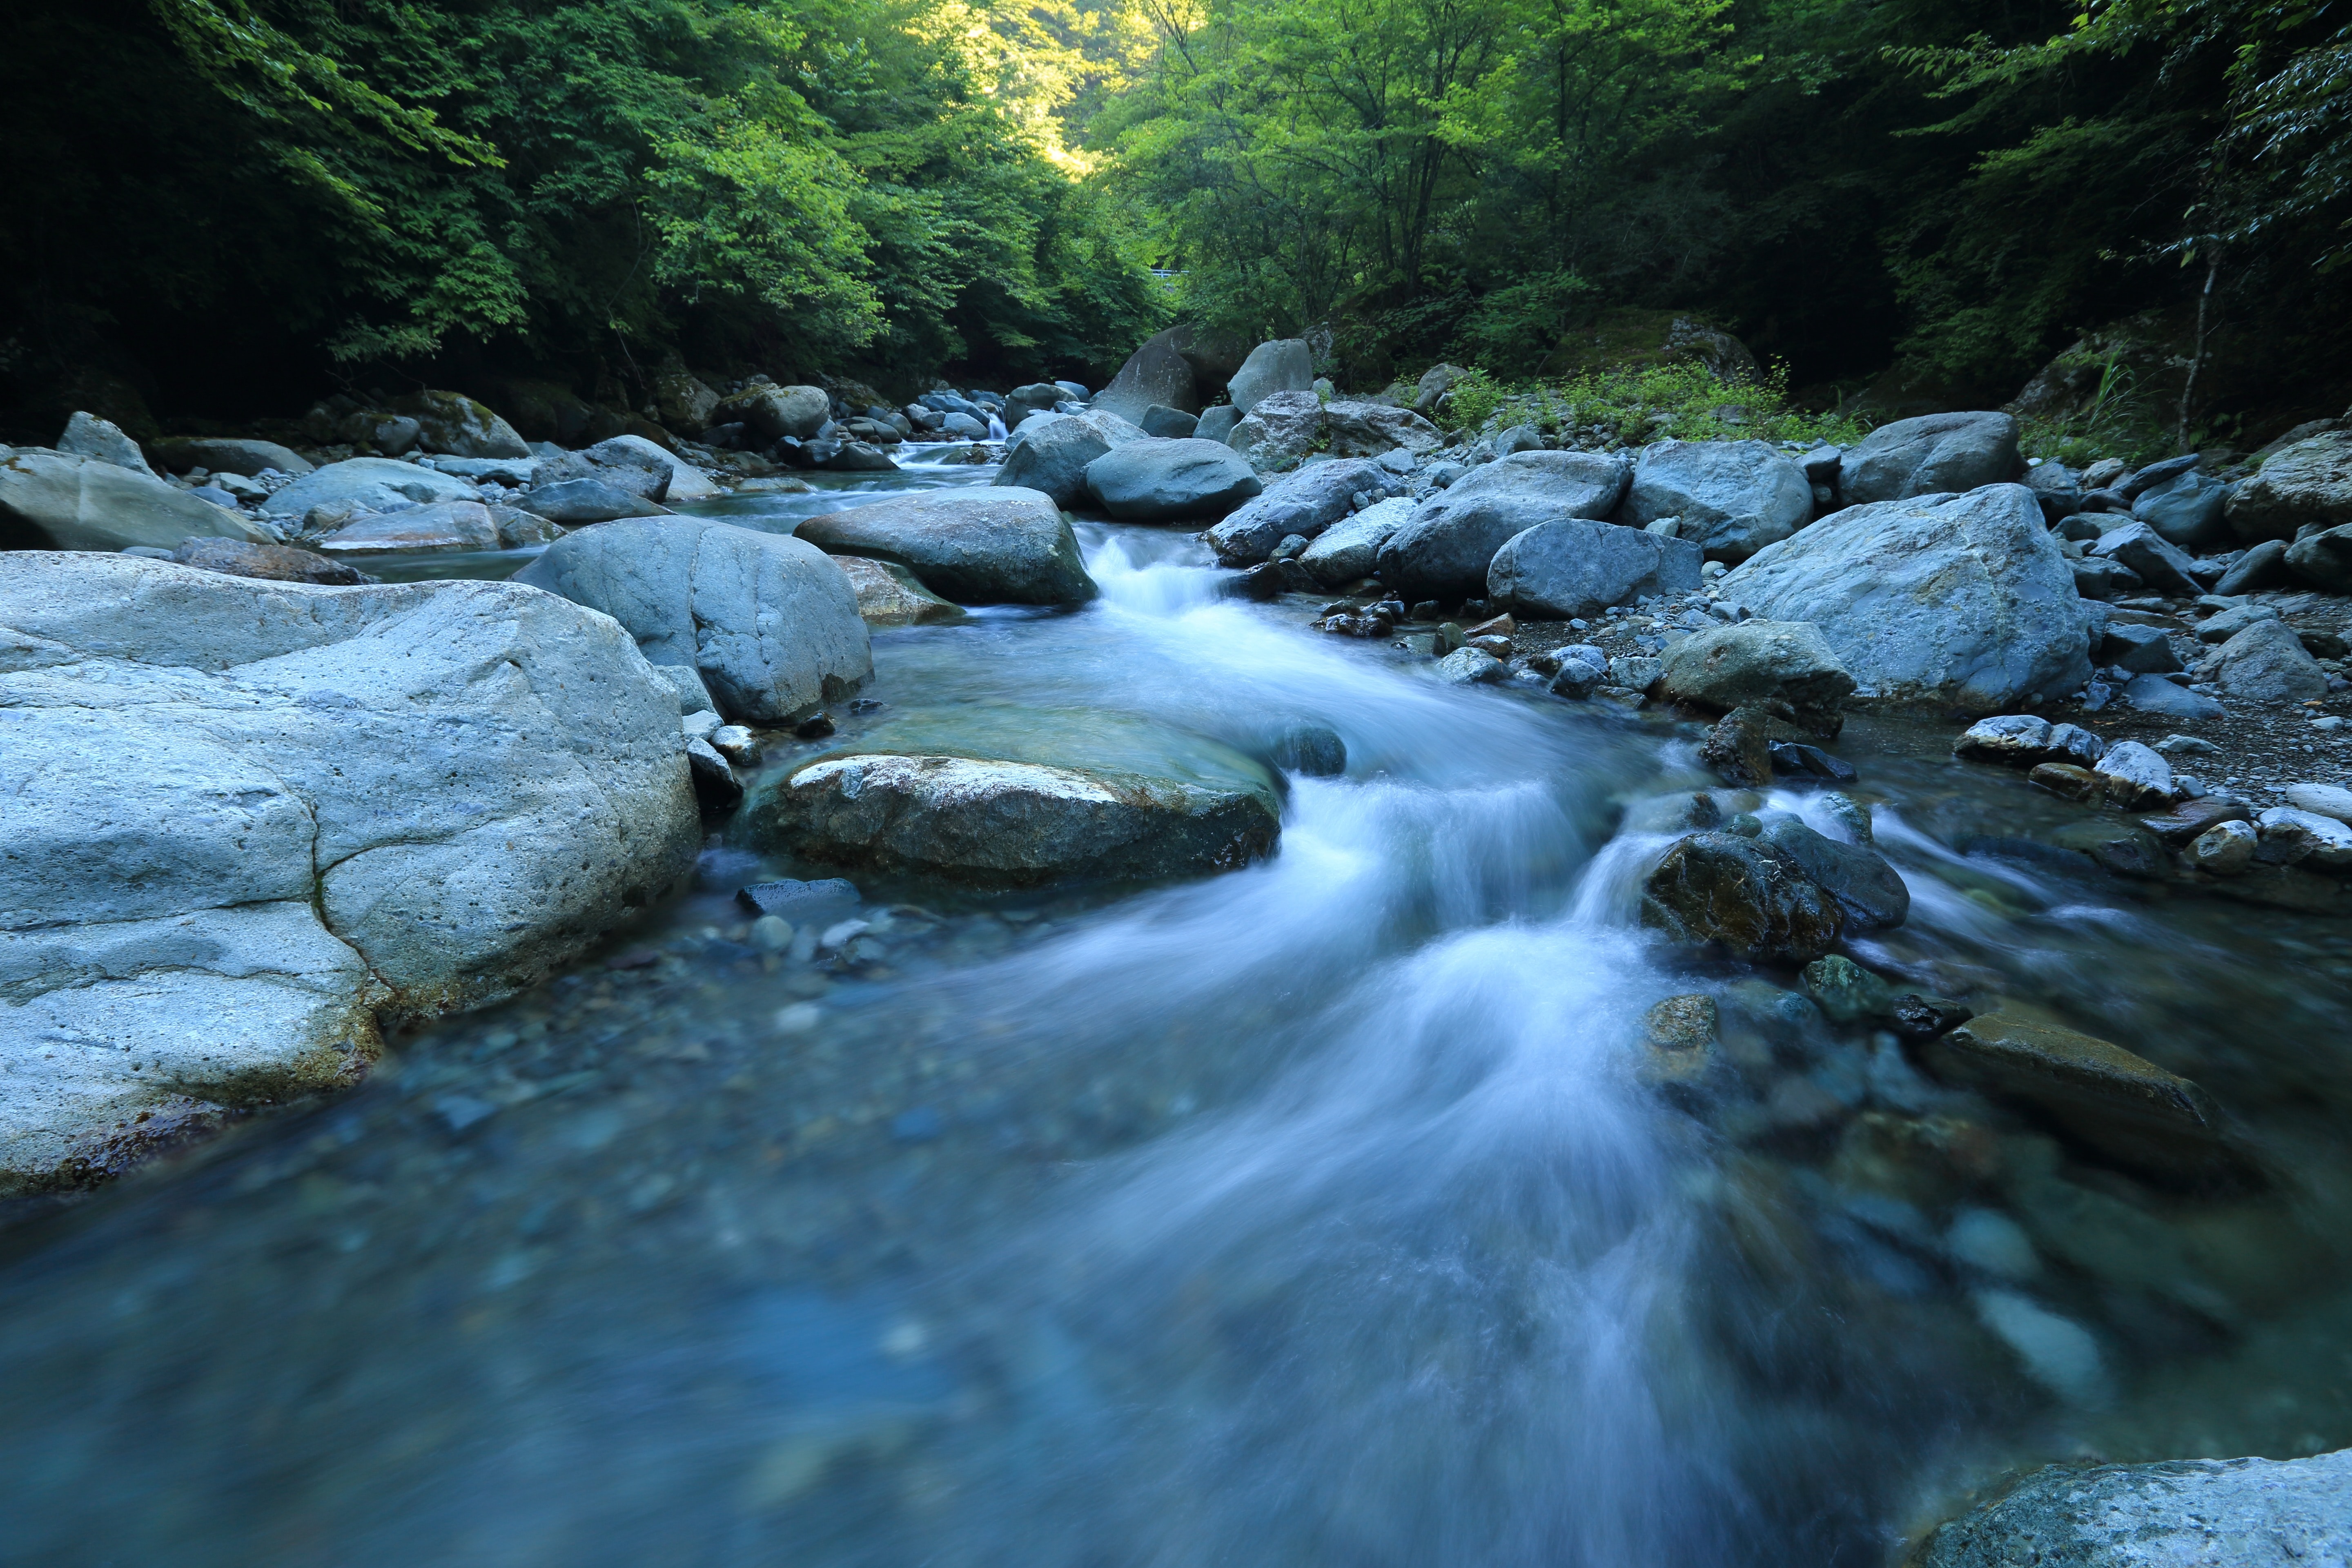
top-left (6, 452), bottom-right (2352, 1565)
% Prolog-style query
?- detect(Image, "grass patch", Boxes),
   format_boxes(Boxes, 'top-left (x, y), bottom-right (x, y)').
top-left (1440, 361), bottom-right (1875, 449)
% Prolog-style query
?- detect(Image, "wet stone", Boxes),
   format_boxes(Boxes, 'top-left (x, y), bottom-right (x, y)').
top-left (1700, 707), bottom-right (1776, 787)
top-left (2028, 762), bottom-right (2100, 802)
top-left (1639, 831), bottom-right (1844, 963)
top-left (2189, 820), bottom-right (2259, 876)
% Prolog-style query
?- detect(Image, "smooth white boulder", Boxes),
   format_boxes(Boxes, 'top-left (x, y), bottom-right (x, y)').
top-left (0, 448), bottom-right (269, 551)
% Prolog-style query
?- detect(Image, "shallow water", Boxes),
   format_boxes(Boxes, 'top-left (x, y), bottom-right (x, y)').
top-left (7, 455), bottom-right (2352, 1565)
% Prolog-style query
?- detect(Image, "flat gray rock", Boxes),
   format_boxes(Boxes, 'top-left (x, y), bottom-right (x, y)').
top-left (797, 488), bottom-right (1096, 605)
top-left (1487, 516), bottom-right (1701, 618)
top-left (262, 456), bottom-right (475, 519)
top-left (150, 435), bottom-right (315, 477)
top-left (1721, 484), bottom-right (2092, 714)
top-left (2197, 616), bottom-right (2330, 702)
top-left (2123, 674), bottom-right (2225, 719)
top-left (1205, 458), bottom-right (1394, 564)
top-left (1442, 448), bottom-right (1630, 517)
top-left (1083, 437), bottom-right (1262, 521)
top-left (1838, 411), bottom-right (2023, 504)
top-left (514, 517), bottom-right (872, 723)
top-left (0, 448), bottom-right (270, 551)
top-left (1299, 497), bottom-right (1412, 586)
top-left (1621, 439), bottom-right (1812, 561)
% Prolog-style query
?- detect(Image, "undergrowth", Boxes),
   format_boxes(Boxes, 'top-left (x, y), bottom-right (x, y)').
top-left (1440, 362), bottom-right (1876, 449)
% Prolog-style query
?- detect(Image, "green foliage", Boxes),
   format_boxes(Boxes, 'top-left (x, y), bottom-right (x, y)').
top-left (1445, 360), bottom-right (1873, 448)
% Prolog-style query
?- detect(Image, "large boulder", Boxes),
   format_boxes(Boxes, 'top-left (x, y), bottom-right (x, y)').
top-left (1487, 517), bottom-right (1702, 618)
top-left (1443, 448), bottom-right (1631, 517)
top-left (1377, 493), bottom-right (1590, 604)
top-left (517, 476), bottom-right (670, 523)
top-left (1837, 411), bottom-right (2023, 504)
top-left (2226, 430), bottom-right (2352, 542)
top-left (1226, 390), bottom-right (1325, 471)
top-left (1082, 437), bottom-right (1263, 521)
top-left (2285, 522), bottom-right (2352, 592)
top-left (2132, 467), bottom-right (2231, 548)
top-left (1094, 327), bottom-right (1202, 423)
top-left (1918, 1449), bottom-right (2352, 1568)
top-left (0, 448), bottom-right (270, 551)
top-left (1720, 484), bottom-right (2092, 714)
top-left (2089, 520), bottom-right (2201, 596)
top-left (514, 518), bottom-right (871, 722)
top-left (58, 412), bottom-right (158, 477)
top-left (1760, 817), bottom-right (1908, 929)
top-left (1226, 339), bottom-right (1314, 413)
top-left (2195, 617), bottom-right (2331, 703)
top-left (1299, 497), bottom-right (1412, 586)
top-left (0, 555), bottom-right (700, 1193)
top-left (1658, 620), bottom-right (1856, 731)
top-left (796, 488), bottom-right (1096, 606)
top-left (1620, 439), bottom-right (1813, 561)
top-left (261, 456), bottom-right (474, 519)
top-left (716, 382), bottom-right (832, 443)
top-left (649, 363), bottom-right (720, 433)
top-left (1204, 458), bottom-right (1394, 564)
top-left (148, 436), bottom-right (314, 477)
top-left (392, 390), bottom-right (532, 459)
top-left (586, 434), bottom-right (721, 501)
top-left (1639, 832), bottom-right (1844, 963)
top-left (994, 411), bottom-right (1140, 507)
top-left (750, 710), bottom-right (1279, 884)
top-left (1323, 401), bottom-right (1443, 457)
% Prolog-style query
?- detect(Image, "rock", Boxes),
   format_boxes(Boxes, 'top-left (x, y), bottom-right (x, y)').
top-left (57, 412), bottom-right (158, 477)
top-left (1446, 448), bottom-right (1632, 515)
top-left (2225, 430), bottom-right (2352, 542)
top-left (392, 390), bottom-right (532, 459)
top-left (1548, 645), bottom-right (1611, 698)
top-left (797, 488), bottom-right (1096, 605)
top-left (1322, 401), bottom-right (1443, 457)
top-left (832, 556), bottom-right (961, 626)
top-left (2091, 740), bottom-right (2176, 807)
top-left (1413, 363), bottom-right (1473, 415)
top-left (514, 517), bottom-right (871, 722)
top-left (1800, 954), bottom-right (1895, 1023)
top-left (2285, 782), bottom-right (2352, 824)
top-left (2133, 467), bottom-right (2231, 548)
top-left (1955, 714), bottom-right (2052, 764)
top-left (2096, 621), bottom-right (2182, 673)
top-left (1083, 437), bottom-right (1263, 521)
top-left (1225, 390), bottom-right (1325, 470)
top-left (1298, 497), bottom-right (1413, 586)
top-left (2030, 762), bottom-right (2100, 801)
top-left (0, 448), bottom-right (271, 552)
top-left (2190, 820), bottom-right (2260, 875)
top-left (1376, 492), bottom-right (1593, 604)
top-left (517, 476), bottom-right (670, 523)
top-left (315, 500), bottom-right (501, 553)
top-left (1700, 707), bottom-right (1775, 786)
top-left (1919, 1448), bottom-right (2352, 1568)
top-left (1658, 620), bottom-right (1855, 733)
top-left (1639, 831), bottom-right (1844, 962)
top-left (1609, 654), bottom-right (1664, 694)
top-left (2089, 520), bottom-right (2202, 596)
top-left (1720, 485), bottom-right (2092, 714)
top-left (650, 364), bottom-right (719, 433)
top-left (717, 383), bottom-right (832, 443)
top-left (147, 436), bottom-right (314, 478)
top-left (1265, 722), bottom-right (1347, 775)
top-left (2137, 796), bottom-right (2250, 846)
top-left (813, 439), bottom-right (899, 473)
top-left (753, 725), bottom-right (1280, 884)
top-left (1436, 647), bottom-right (1506, 684)
top-left (261, 456), bottom-right (475, 519)
top-left (1620, 439), bottom-right (1813, 561)
top-left (2258, 807), bottom-right (2352, 870)
top-left (1195, 405), bottom-right (1242, 444)
top-left (1206, 459), bottom-right (1395, 564)
top-left (2021, 461), bottom-right (2081, 522)
top-left (2198, 617), bottom-right (2330, 702)
top-left (1226, 339), bottom-right (1315, 412)
top-left (169, 537), bottom-right (366, 585)
top-left (2121, 673), bottom-right (2224, 720)
top-left (1095, 327), bottom-right (1202, 423)
top-left (1893, 993), bottom-right (1973, 1040)
top-left (587, 434), bottom-right (721, 501)
top-left (2215, 538), bottom-right (2292, 595)
top-left (1486, 517), bottom-right (1702, 619)
top-left (1837, 411), bottom-right (2023, 504)
top-left (2071, 557), bottom-right (2143, 599)
top-left (1926, 1013), bottom-right (2244, 1183)
top-left (686, 736), bottom-right (744, 808)
top-left (0, 555), bottom-right (700, 1192)
top-left (650, 662), bottom-right (717, 715)
top-left (2047, 722), bottom-right (2107, 766)
top-left (1770, 741), bottom-right (1858, 782)
top-left (1140, 405), bottom-right (1199, 439)
top-left (2285, 522), bottom-right (2352, 592)
top-left (1762, 817), bottom-right (1910, 929)
top-left (2196, 602), bottom-right (2279, 642)
top-left (995, 410), bottom-right (1142, 508)
top-left (737, 877), bottom-right (861, 924)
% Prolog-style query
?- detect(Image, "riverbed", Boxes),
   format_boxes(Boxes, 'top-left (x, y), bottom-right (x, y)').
top-left (4, 450), bottom-right (2350, 1565)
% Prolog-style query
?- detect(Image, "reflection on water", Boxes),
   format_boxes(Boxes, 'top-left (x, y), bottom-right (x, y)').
top-left (5, 464), bottom-right (2352, 1565)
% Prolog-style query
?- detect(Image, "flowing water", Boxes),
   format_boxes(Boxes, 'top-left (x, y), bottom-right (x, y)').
top-left (7, 452), bottom-right (2352, 1565)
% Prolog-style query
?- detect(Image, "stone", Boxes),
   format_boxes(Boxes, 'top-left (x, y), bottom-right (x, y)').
top-left (1642, 993), bottom-right (1721, 1087)
top-left (686, 736), bottom-right (744, 809)
top-left (517, 476), bottom-right (669, 524)
top-left (995, 410), bottom-right (1144, 508)
top-left (1096, 329), bottom-right (1203, 423)
top-left (797, 488), bottom-right (1096, 606)
top-left (1762, 817), bottom-right (1910, 929)
top-left (1444, 448), bottom-right (1632, 516)
top-left (2137, 796), bottom-right (2249, 846)
top-left (1620, 439), bottom-right (1813, 561)
top-left (1226, 339), bottom-right (1314, 412)
top-left (1413, 363), bottom-right (1473, 415)
top-left (1494, 423), bottom-right (1544, 457)
top-left (650, 364), bottom-right (720, 432)
top-left (2029, 762), bottom-right (2100, 800)
top-left (2258, 807), bottom-right (2352, 871)
top-left (1639, 831), bottom-right (1844, 962)
top-left (717, 383), bottom-right (832, 443)
top-left (1609, 655), bottom-right (1664, 694)
top-left (2225, 430), bottom-right (2352, 542)
top-left (2284, 782), bottom-right (2352, 824)
top-left (2132, 467), bottom-right (2231, 548)
top-left (2071, 557), bottom-right (2143, 599)
top-left (261, 456), bottom-right (474, 519)
top-left (1322, 401), bottom-right (1443, 457)
top-left (1548, 646), bottom-right (1610, 698)
top-left (1893, 993), bottom-right (1973, 1040)
top-left (1700, 707), bottom-right (1775, 786)
top-left (1719, 485), bottom-right (2092, 714)
top-left (1927, 1013), bottom-right (2244, 1182)
top-left (2215, 537), bottom-right (2291, 595)
top-left (832, 556), bottom-right (961, 626)
top-left (0, 448), bottom-right (271, 552)
top-left (737, 877), bottom-right (860, 923)
top-left (57, 411), bottom-right (157, 477)
top-left (147, 436), bottom-right (315, 478)
top-left (1140, 405), bottom-right (1199, 439)
top-left (1194, 405), bottom-right (1242, 444)
top-left (2096, 621), bottom-right (2182, 673)
top-left (1225, 390), bottom-right (1325, 471)
top-left (1658, 620), bottom-right (1855, 733)
top-left (169, 537), bottom-right (365, 585)
top-left (1955, 714), bottom-right (2052, 764)
top-left (2285, 522), bottom-right (2352, 592)
top-left (1918, 1448), bottom-right (2352, 1568)
top-left (514, 517), bottom-right (871, 723)
top-left (392, 390), bottom-right (532, 459)
top-left (315, 500), bottom-right (501, 553)
top-left (2091, 740), bottom-right (2176, 807)
top-left (1800, 955), bottom-right (1895, 1024)
top-left (1207, 459), bottom-right (1395, 564)
top-left (1770, 742), bottom-right (1858, 782)
top-left (1436, 647), bottom-right (1506, 684)
top-left (1486, 517), bottom-right (1702, 619)
top-left (649, 663), bottom-right (717, 715)
top-left (2047, 722), bottom-right (2106, 766)
top-left (1266, 722), bottom-right (1347, 775)
top-left (1837, 411), bottom-right (2023, 504)
top-left (2196, 602), bottom-right (2279, 642)
top-left (2021, 460), bottom-right (2081, 522)
top-left (2089, 520), bottom-right (2202, 596)
top-left (0, 555), bottom-right (700, 1192)
top-left (587, 434), bottom-right (721, 501)
top-left (1298, 497), bottom-right (1413, 586)
top-left (2189, 819), bottom-right (2259, 875)
top-left (1083, 437), bottom-right (1263, 521)
top-left (2121, 673), bottom-right (2224, 720)
top-left (2198, 617), bottom-right (2330, 703)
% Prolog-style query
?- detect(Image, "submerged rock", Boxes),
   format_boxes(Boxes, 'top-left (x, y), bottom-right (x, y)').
top-left (797, 488), bottom-right (1096, 605)
top-left (1639, 831), bottom-right (1844, 962)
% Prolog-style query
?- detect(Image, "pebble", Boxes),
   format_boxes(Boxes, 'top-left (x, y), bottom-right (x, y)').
top-left (751, 915), bottom-right (794, 952)
top-left (2189, 820), bottom-right (2258, 875)
top-left (774, 1002), bottom-right (822, 1033)
top-left (1947, 1208), bottom-right (2039, 1280)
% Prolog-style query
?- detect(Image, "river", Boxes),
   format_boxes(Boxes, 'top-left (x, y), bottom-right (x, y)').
top-left (4, 450), bottom-right (2351, 1564)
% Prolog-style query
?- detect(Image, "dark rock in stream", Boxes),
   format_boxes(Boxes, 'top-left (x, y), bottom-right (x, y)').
top-left (737, 878), bottom-right (862, 922)
top-left (1700, 707), bottom-right (1775, 787)
top-left (1639, 832), bottom-right (1845, 963)
top-left (1761, 818), bottom-right (1910, 929)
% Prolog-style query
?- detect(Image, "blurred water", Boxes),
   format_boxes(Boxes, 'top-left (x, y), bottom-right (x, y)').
top-left (5, 461), bottom-right (2352, 1565)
